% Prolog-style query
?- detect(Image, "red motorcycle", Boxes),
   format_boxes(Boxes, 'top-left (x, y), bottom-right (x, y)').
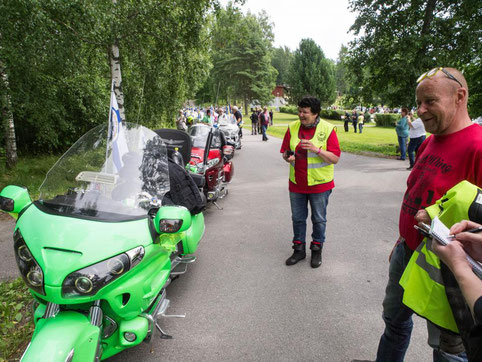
top-left (187, 124), bottom-right (234, 207)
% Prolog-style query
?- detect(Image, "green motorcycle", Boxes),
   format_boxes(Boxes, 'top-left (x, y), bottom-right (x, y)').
top-left (0, 123), bottom-right (205, 361)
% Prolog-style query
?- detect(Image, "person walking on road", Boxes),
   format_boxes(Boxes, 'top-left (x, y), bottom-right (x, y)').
top-left (280, 96), bottom-right (341, 268)
top-left (250, 108), bottom-right (258, 135)
top-left (372, 67), bottom-right (482, 362)
top-left (406, 114), bottom-right (426, 170)
top-left (260, 106), bottom-right (270, 141)
top-left (232, 106), bottom-right (243, 139)
top-left (395, 108), bottom-right (409, 160)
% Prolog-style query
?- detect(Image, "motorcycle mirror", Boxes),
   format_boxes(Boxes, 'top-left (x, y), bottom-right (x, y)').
top-left (154, 206), bottom-right (192, 234)
top-left (0, 185), bottom-right (32, 219)
top-left (203, 129), bottom-right (214, 166)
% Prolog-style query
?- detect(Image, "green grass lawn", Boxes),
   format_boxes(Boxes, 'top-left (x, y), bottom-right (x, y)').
top-left (268, 112), bottom-right (399, 157)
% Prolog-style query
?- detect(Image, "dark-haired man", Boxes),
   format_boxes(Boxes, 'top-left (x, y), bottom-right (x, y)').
top-left (280, 96), bottom-right (341, 268)
top-left (373, 67), bottom-right (482, 362)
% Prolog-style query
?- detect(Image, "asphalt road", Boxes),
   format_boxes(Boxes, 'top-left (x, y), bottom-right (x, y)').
top-left (0, 130), bottom-right (432, 361)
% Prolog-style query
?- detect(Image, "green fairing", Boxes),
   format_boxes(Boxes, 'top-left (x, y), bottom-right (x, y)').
top-left (0, 185), bottom-right (32, 218)
top-left (15, 203), bottom-right (203, 359)
top-left (182, 213), bottom-right (205, 254)
top-left (22, 311), bottom-right (100, 362)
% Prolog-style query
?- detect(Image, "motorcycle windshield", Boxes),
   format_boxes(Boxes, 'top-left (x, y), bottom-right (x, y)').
top-left (188, 125), bottom-right (222, 149)
top-left (38, 123), bottom-right (169, 220)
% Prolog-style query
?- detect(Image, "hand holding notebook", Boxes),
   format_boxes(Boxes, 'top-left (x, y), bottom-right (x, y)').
top-left (416, 217), bottom-right (482, 279)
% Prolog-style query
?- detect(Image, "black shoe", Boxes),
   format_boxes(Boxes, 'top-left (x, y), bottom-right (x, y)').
top-left (406, 166), bottom-right (413, 170)
top-left (310, 242), bottom-right (323, 268)
top-left (286, 243), bottom-right (306, 265)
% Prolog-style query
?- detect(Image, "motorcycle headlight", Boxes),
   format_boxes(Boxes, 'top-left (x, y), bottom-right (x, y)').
top-left (14, 230), bottom-right (45, 295)
top-left (61, 246), bottom-right (145, 298)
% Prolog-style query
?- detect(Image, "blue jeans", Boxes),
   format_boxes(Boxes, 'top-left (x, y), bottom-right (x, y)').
top-left (397, 136), bottom-right (407, 160)
top-left (261, 124), bottom-right (268, 140)
top-left (376, 242), bottom-right (467, 362)
top-left (359, 123), bottom-right (363, 133)
top-left (289, 190), bottom-right (331, 244)
top-left (407, 135), bottom-right (426, 167)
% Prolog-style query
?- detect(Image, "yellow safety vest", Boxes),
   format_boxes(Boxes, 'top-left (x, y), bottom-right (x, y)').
top-left (400, 180), bottom-right (482, 333)
top-left (288, 120), bottom-right (335, 186)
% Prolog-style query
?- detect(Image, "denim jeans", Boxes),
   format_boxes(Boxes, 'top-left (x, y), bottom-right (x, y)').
top-left (397, 136), bottom-right (407, 160)
top-left (376, 242), bottom-right (468, 362)
top-left (289, 190), bottom-right (331, 243)
top-left (358, 123), bottom-right (363, 134)
top-left (407, 135), bottom-right (426, 167)
top-left (261, 124), bottom-right (268, 140)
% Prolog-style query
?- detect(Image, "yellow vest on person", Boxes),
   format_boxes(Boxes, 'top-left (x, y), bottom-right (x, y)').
top-left (399, 180), bottom-right (482, 333)
top-left (288, 120), bottom-right (335, 186)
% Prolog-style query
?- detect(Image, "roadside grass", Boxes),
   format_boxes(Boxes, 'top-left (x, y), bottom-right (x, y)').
top-left (268, 112), bottom-right (399, 157)
top-left (0, 278), bottom-right (35, 361)
top-left (0, 155), bottom-right (58, 199)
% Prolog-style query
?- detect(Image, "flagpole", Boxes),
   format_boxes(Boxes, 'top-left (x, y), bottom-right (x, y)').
top-left (105, 80), bottom-right (115, 169)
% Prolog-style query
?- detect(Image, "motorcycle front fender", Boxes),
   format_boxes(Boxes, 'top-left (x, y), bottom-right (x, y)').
top-left (22, 311), bottom-right (100, 362)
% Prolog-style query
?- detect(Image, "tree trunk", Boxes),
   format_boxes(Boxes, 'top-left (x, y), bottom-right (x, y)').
top-left (414, 0), bottom-right (437, 70)
top-left (109, 43), bottom-right (126, 121)
top-left (0, 62), bottom-right (18, 169)
top-left (244, 97), bottom-right (248, 115)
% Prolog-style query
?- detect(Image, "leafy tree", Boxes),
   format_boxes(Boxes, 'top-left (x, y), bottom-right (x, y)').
top-left (271, 46), bottom-right (293, 85)
top-left (347, 0), bottom-right (482, 113)
top-left (200, 4), bottom-right (277, 113)
top-left (287, 38), bottom-right (336, 106)
top-left (0, 0), bottom-right (217, 161)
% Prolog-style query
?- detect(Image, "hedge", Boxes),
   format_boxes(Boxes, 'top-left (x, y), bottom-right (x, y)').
top-left (320, 109), bottom-right (346, 120)
top-left (279, 106), bottom-right (298, 115)
top-left (374, 113), bottom-right (401, 127)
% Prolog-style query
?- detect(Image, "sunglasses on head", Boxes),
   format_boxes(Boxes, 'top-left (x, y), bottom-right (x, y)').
top-left (416, 67), bottom-right (463, 88)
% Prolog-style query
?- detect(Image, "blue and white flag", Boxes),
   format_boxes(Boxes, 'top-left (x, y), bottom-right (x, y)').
top-left (108, 88), bottom-right (128, 173)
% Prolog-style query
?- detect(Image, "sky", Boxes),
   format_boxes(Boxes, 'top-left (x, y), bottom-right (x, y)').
top-left (221, 0), bottom-right (358, 61)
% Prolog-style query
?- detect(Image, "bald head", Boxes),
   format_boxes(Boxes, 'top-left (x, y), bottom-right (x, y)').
top-left (416, 67), bottom-right (471, 135)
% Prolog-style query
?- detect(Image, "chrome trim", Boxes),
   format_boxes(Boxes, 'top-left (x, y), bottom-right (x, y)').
top-left (89, 300), bottom-right (103, 327)
top-left (43, 303), bottom-right (60, 319)
top-left (126, 246), bottom-right (145, 267)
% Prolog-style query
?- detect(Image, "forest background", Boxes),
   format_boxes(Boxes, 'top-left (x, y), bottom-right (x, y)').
top-left (1, 0), bottom-right (481, 169)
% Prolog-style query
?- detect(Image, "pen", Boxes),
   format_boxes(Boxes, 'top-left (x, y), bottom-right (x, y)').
top-left (448, 226), bottom-right (482, 238)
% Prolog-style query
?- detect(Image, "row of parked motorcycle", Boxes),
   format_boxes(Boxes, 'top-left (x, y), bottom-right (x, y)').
top-left (0, 121), bottom-right (241, 361)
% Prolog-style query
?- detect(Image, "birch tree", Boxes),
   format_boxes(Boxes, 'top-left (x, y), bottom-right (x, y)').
top-left (0, 60), bottom-right (17, 169)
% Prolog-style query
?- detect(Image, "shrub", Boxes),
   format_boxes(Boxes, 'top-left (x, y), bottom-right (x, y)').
top-left (375, 113), bottom-right (400, 127)
top-left (320, 109), bottom-right (346, 120)
top-left (279, 106), bottom-right (298, 115)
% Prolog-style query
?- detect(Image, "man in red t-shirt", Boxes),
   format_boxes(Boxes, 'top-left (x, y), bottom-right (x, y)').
top-left (280, 96), bottom-right (341, 268)
top-left (374, 68), bottom-right (482, 361)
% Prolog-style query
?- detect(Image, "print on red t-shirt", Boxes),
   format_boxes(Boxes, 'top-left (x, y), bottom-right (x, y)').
top-left (400, 124), bottom-right (482, 250)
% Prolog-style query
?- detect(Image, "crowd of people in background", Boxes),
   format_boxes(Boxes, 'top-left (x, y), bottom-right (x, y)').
top-left (250, 106), bottom-right (273, 141)
top-left (176, 105), bottom-right (241, 131)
